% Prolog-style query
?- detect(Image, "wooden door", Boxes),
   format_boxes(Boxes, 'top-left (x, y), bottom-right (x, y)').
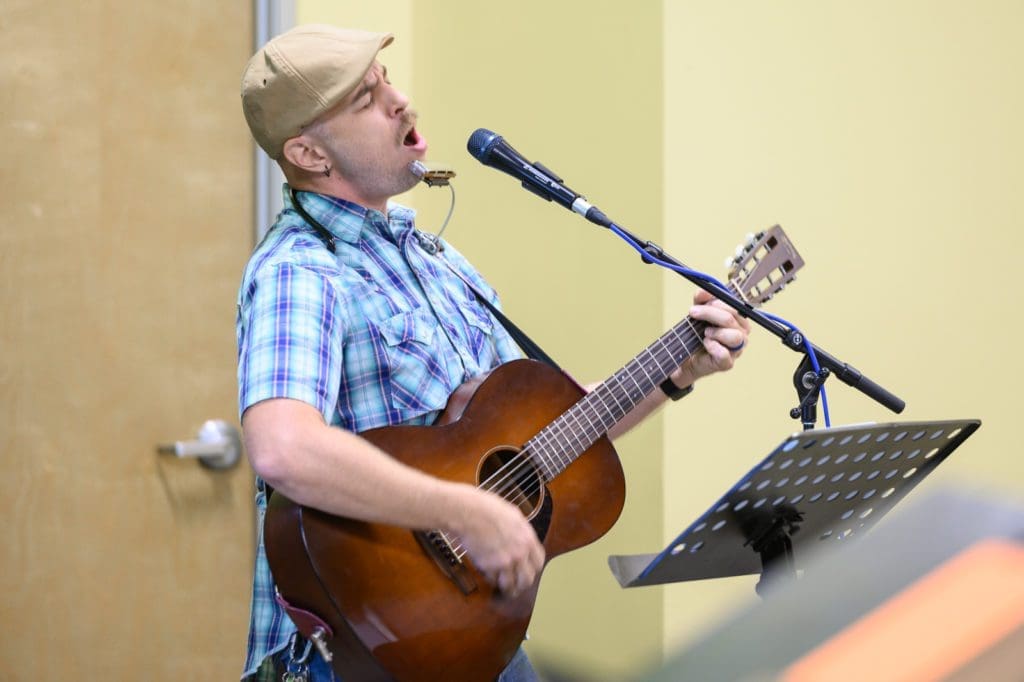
top-left (0, 3), bottom-right (256, 678)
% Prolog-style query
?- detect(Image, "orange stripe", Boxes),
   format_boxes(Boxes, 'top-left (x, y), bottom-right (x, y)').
top-left (783, 539), bottom-right (1024, 682)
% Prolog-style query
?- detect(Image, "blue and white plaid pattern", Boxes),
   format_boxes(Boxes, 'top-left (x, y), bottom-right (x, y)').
top-left (236, 187), bottom-right (523, 677)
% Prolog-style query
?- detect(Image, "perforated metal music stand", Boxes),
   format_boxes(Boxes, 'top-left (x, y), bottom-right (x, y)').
top-left (608, 419), bottom-right (981, 591)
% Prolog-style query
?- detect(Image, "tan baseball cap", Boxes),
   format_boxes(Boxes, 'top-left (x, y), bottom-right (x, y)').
top-left (241, 24), bottom-right (394, 159)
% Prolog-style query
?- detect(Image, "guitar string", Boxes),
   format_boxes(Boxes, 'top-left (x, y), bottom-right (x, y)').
top-left (441, 316), bottom-right (709, 559)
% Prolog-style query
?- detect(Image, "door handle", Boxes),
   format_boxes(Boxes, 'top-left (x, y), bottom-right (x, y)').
top-left (157, 419), bottom-right (242, 470)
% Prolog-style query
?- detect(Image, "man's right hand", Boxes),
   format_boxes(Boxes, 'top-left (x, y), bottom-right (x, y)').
top-left (446, 485), bottom-right (546, 597)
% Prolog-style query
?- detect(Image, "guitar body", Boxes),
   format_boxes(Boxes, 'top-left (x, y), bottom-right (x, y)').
top-left (264, 359), bottom-right (626, 682)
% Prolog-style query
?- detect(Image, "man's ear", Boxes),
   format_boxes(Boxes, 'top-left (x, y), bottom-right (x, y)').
top-left (281, 134), bottom-right (328, 174)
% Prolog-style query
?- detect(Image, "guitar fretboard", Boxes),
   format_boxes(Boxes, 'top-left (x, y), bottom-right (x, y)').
top-left (524, 315), bottom-right (710, 481)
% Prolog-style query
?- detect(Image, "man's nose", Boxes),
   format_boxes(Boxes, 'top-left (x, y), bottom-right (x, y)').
top-left (385, 83), bottom-right (410, 115)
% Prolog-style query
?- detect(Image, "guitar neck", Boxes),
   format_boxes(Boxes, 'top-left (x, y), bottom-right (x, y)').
top-left (524, 314), bottom-right (709, 481)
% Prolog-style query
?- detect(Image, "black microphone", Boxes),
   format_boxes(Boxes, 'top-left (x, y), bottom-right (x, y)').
top-left (467, 128), bottom-right (611, 227)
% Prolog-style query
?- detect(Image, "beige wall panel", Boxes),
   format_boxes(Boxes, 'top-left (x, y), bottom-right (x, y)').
top-left (1, 1), bottom-right (254, 678)
top-left (664, 0), bottom-right (1024, 660)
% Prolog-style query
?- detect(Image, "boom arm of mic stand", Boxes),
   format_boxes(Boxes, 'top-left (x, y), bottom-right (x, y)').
top-left (618, 224), bottom-right (905, 415)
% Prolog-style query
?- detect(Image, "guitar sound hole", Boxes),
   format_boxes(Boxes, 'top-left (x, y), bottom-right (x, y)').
top-left (478, 447), bottom-right (543, 518)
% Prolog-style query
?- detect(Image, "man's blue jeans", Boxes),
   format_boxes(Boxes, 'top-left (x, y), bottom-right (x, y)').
top-left (266, 644), bottom-right (539, 681)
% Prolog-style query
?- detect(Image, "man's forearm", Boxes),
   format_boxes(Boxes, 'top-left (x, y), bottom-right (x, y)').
top-left (243, 398), bottom-right (473, 532)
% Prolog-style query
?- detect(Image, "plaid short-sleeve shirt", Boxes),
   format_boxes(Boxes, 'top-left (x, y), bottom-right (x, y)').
top-left (236, 187), bottom-right (523, 677)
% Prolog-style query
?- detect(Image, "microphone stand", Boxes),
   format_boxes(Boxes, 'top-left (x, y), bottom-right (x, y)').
top-left (607, 222), bottom-right (905, 427)
top-left (464, 127), bottom-right (903, 424)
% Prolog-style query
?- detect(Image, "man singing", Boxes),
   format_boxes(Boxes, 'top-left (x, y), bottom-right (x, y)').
top-left (237, 24), bottom-right (749, 681)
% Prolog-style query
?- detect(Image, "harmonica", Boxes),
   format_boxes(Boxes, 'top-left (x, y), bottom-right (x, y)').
top-left (409, 160), bottom-right (456, 187)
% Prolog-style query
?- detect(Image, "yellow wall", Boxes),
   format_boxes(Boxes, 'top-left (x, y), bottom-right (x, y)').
top-left (296, 0), bottom-right (1024, 676)
top-left (663, 0), bottom-right (1024, 659)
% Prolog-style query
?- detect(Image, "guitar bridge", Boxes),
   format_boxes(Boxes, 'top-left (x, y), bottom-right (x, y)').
top-left (414, 530), bottom-right (478, 595)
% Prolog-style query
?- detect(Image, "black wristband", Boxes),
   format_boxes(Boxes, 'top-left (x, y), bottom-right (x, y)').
top-left (660, 377), bottom-right (694, 401)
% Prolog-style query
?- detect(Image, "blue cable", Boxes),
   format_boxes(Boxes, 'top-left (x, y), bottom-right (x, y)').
top-left (606, 223), bottom-right (832, 427)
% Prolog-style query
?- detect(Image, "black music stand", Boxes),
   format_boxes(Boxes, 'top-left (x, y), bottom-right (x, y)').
top-left (608, 419), bottom-right (981, 593)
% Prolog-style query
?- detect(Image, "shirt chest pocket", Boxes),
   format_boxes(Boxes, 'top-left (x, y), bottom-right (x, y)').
top-left (457, 302), bottom-right (499, 362)
top-left (374, 307), bottom-right (456, 422)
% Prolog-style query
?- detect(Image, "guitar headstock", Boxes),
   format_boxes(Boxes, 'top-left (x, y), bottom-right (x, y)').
top-left (726, 225), bottom-right (804, 306)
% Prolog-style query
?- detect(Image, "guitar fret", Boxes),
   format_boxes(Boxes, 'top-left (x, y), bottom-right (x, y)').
top-left (529, 427), bottom-right (559, 481)
top-left (568, 410), bottom-right (592, 452)
top-left (556, 415), bottom-right (582, 463)
top-left (551, 419), bottom-right (575, 468)
top-left (594, 377), bottom-right (624, 429)
top-left (571, 411), bottom-right (595, 451)
top-left (668, 325), bottom-right (697, 363)
top-left (584, 389), bottom-right (616, 429)
top-left (577, 394), bottom-right (607, 438)
top-left (528, 428), bottom-right (561, 475)
top-left (533, 430), bottom-right (562, 478)
top-left (653, 336), bottom-right (683, 373)
top-left (529, 444), bottom-right (555, 481)
top-left (620, 366), bottom-right (648, 408)
top-left (634, 357), bottom-right (659, 392)
top-left (610, 371), bottom-right (640, 417)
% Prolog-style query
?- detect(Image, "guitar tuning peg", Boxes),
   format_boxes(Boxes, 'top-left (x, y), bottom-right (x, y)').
top-left (724, 256), bottom-right (735, 269)
top-left (735, 244), bottom-right (745, 258)
top-left (745, 232), bottom-right (757, 247)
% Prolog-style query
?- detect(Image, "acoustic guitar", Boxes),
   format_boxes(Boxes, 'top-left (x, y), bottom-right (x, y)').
top-left (264, 226), bottom-right (804, 681)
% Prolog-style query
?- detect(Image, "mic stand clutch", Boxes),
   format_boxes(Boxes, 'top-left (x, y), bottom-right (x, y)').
top-left (792, 359), bottom-right (831, 431)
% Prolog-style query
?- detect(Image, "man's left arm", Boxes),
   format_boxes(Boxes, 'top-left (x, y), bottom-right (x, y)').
top-left (603, 288), bottom-right (750, 441)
